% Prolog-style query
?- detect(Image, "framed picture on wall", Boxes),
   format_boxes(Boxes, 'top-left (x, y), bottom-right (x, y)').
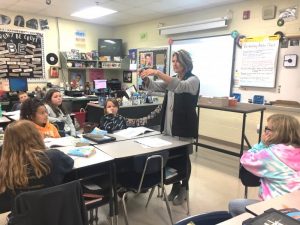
top-left (123, 71), bottom-right (132, 83)
top-left (49, 66), bottom-right (59, 78)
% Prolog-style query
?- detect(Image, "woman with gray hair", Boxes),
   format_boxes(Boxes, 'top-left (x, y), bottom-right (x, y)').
top-left (139, 49), bottom-right (200, 205)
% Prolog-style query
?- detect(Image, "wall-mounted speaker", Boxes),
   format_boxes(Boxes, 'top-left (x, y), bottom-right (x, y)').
top-left (262, 5), bottom-right (276, 20)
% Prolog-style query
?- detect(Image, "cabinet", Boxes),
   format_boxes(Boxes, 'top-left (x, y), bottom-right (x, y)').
top-left (59, 52), bottom-right (130, 85)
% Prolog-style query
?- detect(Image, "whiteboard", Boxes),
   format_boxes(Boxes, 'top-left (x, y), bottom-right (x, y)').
top-left (239, 36), bottom-right (280, 88)
top-left (170, 35), bottom-right (235, 97)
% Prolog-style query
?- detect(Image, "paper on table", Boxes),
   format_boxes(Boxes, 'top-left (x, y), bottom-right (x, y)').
top-left (3, 110), bottom-right (20, 120)
top-left (2, 110), bottom-right (20, 116)
top-left (135, 137), bottom-right (172, 148)
top-left (44, 136), bottom-right (79, 148)
top-left (114, 127), bottom-right (153, 138)
top-left (8, 114), bottom-right (20, 121)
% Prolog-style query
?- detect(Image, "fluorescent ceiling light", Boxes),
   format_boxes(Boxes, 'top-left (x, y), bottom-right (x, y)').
top-left (71, 6), bottom-right (117, 19)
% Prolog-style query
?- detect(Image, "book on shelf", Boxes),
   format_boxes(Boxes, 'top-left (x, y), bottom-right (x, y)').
top-left (165, 167), bottom-right (178, 179)
top-left (67, 146), bottom-right (96, 157)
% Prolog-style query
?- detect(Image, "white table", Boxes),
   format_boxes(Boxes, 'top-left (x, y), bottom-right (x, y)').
top-left (57, 146), bottom-right (114, 169)
top-left (0, 116), bottom-right (10, 124)
top-left (95, 134), bottom-right (191, 159)
top-left (246, 190), bottom-right (300, 216)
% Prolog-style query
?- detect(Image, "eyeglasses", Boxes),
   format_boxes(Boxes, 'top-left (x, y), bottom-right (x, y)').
top-left (264, 126), bottom-right (272, 133)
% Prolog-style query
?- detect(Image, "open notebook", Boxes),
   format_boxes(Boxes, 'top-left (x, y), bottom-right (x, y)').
top-left (114, 127), bottom-right (153, 138)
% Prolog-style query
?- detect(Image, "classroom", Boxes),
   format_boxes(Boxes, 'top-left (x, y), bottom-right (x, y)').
top-left (0, 0), bottom-right (300, 224)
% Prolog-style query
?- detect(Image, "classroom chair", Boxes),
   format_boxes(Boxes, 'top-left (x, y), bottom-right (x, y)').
top-left (8, 180), bottom-right (88, 225)
top-left (117, 152), bottom-right (173, 225)
top-left (174, 211), bottom-right (232, 225)
top-left (52, 121), bottom-right (66, 137)
top-left (239, 166), bottom-right (260, 198)
top-left (81, 175), bottom-right (112, 225)
top-left (159, 146), bottom-right (191, 215)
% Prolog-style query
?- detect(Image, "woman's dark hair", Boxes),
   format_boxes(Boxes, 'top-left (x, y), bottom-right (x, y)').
top-left (20, 98), bottom-right (45, 120)
top-left (44, 89), bottom-right (66, 117)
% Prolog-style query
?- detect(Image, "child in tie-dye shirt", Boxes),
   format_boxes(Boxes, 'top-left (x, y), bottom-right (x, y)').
top-left (229, 114), bottom-right (300, 217)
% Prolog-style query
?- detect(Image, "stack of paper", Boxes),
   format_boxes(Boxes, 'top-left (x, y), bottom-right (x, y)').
top-left (135, 137), bottom-right (172, 148)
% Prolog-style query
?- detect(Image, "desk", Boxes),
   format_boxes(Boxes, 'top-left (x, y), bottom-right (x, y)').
top-left (246, 190), bottom-right (300, 216)
top-left (86, 102), bottom-right (162, 127)
top-left (96, 134), bottom-right (191, 159)
top-left (196, 103), bottom-right (266, 157)
top-left (58, 146), bottom-right (115, 223)
top-left (95, 134), bottom-right (191, 223)
top-left (0, 116), bottom-right (11, 125)
top-left (62, 96), bottom-right (98, 113)
top-left (217, 212), bottom-right (254, 225)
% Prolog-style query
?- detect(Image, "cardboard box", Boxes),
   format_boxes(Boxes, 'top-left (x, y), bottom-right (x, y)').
top-left (198, 96), bottom-right (229, 107)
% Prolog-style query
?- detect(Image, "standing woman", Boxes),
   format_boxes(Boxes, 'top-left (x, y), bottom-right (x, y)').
top-left (44, 89), bottom-right (76, 136)
top-left (139, 49), bottom-right (200, 205)
top-left (0, 120), bottom-right (74, 213)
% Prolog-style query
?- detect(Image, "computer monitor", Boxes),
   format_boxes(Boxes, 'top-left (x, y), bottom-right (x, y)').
top-left (94, 79), bottom-right (107, 90)
top-left (9, 77), bottom-right (28, 92)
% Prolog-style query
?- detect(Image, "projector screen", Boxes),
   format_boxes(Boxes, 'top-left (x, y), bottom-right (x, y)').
top-left (170, 35), bottom-right (235, 97)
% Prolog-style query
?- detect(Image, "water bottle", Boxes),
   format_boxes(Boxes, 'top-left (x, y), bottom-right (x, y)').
top-left (0, 103), bottom-right (2, 117)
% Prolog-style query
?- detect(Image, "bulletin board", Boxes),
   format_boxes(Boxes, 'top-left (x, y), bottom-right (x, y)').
top-left (0, 29), bottom-right (45, 79)
top-left (234, 36), bottom-right (300, 103)
top-left (239, 35), bottom-right (280, 88)
top-left (137, 47), bottom-right (168, 74)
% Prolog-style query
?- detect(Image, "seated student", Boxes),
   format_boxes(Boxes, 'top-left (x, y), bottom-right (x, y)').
top-left (11, 91), bottom-right (29, 111)
top-left (20, 98), bottom-right (60, 138)
top-left (44, 89), bottom-right (76, 136)
top-left (0, 120), bottom-right (74, 213)
top-left (35, 86), bottom-right (46, 100)
top-left (99, 98), bottom-right (127, 133)
top-left (229, 114), bottom-right (300, 217)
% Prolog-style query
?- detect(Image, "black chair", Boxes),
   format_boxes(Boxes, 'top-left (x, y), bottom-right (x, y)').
top-left (156, 145), bottom-right (191, 215)
top-left (8, 180), bottom-right (88, 225)
top-left (118, 152), bottom-right (173, 225)
top-left (174, 211), bottom-right (232, 225)
top-left (52, 121), bottom-right (66, 137)
top-left (81, 175), bottom-right (112, 225)
top-left (239, 165), bottom-right (260, 198)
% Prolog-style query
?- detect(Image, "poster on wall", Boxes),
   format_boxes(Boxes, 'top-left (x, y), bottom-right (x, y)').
top-left (128, 48), bottom-right (137, 70)
top-left (137, 47), bottom-right (168, 73)
top-left (0, 29), bottom-right (45, 79)
top-left (137, 47), bottom-right (168, 87)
